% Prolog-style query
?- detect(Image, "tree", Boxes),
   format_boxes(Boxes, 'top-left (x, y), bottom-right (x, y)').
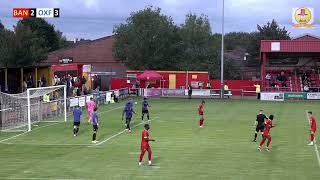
top-left (0, 21), bottom-right (14, 67)
top-left (1, 18), bottom-right (71, 67)
top-left (177, 13), bottom-right (212, 71)
top-left (224, 32), bottom-right (252, 51)
top-left (247, 19), bottom-right (290, 66)
top-left (0, 20), bottom-right (4, 30)
top-left (113, 6), bottom-right (179, 70)
top-left (12, 24), bottom-right (49, 66)
top-left (18, 18), bottom-right (63, 51)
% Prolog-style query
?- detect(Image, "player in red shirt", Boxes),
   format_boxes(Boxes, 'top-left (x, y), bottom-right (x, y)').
top-left (198, 100), bottom-right (205, 128)
top-left (139, 124), bottom-right (155, 166)
top-left (308, 111), bottom-right (317, 146)
top-left (258, 115), bottom-right (275, 152)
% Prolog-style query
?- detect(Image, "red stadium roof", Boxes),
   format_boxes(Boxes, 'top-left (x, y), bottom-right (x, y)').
top-left (260, 34), bottom-right (320, 53)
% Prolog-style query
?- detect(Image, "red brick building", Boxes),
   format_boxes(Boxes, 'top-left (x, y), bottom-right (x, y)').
top-left (42, 35), bottom-right (127, 90)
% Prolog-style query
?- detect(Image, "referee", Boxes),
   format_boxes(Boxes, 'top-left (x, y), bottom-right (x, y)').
top-left (252, 110), bottom-right (267, 142)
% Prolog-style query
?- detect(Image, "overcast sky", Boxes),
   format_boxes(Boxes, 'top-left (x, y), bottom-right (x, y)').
top-left (1, 0), bottom-right (319, 40)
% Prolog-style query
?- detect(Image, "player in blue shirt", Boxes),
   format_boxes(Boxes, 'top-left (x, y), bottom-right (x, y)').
top-left (91, 107), bottom-right (99, 143)
top-left (122, 100), bottom-right (136, 133)
top-left (142, 97), bottom-right (150, 121)
top-left (73, 106), bottom-right (82, 136)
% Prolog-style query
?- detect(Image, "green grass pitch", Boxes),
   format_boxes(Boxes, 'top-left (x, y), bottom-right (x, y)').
top-left (0, 98), bottom-right (319, 180)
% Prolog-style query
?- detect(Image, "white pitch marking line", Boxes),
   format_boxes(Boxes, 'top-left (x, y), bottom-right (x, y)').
top-left (0, 177), bottom-right (88, 180)
top-left (0, 122), bottom-right (61, 143)
top-left (0, 142), bottom-right (90, 146)
top-left (305, 110), bottom-right (320, 168)
top-left (92, 117), bottom-right (159, 146)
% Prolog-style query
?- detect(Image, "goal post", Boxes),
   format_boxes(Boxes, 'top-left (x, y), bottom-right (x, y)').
top-left (0, 85), bottom-right (67, 132)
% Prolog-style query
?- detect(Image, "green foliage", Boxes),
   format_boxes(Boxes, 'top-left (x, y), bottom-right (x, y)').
top-left (247, 19), bottom-right (291, 66)
top-left (0, 18), bottom-right (70, 67)
top-left (18, 18), bottom-right (60, 51)
top-left (113, 7), bottom-right (251, 80)
top-left (0, 25), bottom-right (14, 67)
top-left (12, 24), bottom-right (49, 66)
top-left (113, 7), bottom-right (179, 70)
top-left (177, 13), bottom-right (212, 71)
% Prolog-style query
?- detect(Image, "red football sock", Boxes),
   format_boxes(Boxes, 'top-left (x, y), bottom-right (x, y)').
top-left (266, 138), bottom-right (271, 147)
top-left (147, 149), bottom-right (152, 161)
top-left (259, 139), bottom-right (265, 146)
top-left (199, 119), bottom-right (204, 126)
top-left (139, 150), bottom-right (146, 162)
top-left (311, 134), bottom-right (315, 142)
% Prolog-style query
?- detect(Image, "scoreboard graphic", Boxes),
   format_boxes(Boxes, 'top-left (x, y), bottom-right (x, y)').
top-left (13, 8), bottom-right (60, 18)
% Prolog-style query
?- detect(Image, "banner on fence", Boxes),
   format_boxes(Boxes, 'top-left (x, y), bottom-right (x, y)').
top-left (114, 90), bottom-right (120, 97)
top-left (69, 98), bottom-right (79, 107)
top-left (86, 95), bottom-right (93, 102)
top-left (284, 92), bottom-right (307, 100)
top-left (162, 89), bottom-right (185, 96)
top-left (307, 93), bottom-right (320, 100)
top-left (261, 92), bottom-right (284, 101)
top-left (144, 89), bottom-right (162, 97)
top-left (106, 92), bottom-right (112, 102)
top-left (192, 89), bottom-right (211, 96)
top-left (79, 97), bottom-right (86, 107)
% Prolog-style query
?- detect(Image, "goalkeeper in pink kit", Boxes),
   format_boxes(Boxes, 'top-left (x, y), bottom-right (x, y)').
top-left (86, 97), bottom-right (96, 124)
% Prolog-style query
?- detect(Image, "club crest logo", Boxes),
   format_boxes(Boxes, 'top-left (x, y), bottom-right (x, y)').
top-left (292, 7), bottom-right (314, 28)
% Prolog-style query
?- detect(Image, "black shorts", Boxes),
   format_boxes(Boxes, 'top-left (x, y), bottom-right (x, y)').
top-left (93, 125), bottom-right (98, 131)
top-left (73, 122), bottom-right (80, 126)
top-left (126, 118), bottom-right (132, 124)
top-left (142, 110), bottom-right (149, 114)
top-left (256, 126), bottom-right (264, 132)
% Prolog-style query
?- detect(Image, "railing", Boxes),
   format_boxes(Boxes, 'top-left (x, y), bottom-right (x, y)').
top-left (264, 87), bottom-right (291, 92)
top-left (139, 87), bottom-right (270, 98)
top-left (308, 87), bottom-right (320, 92)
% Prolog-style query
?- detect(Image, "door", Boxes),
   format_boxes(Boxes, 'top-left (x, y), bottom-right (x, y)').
top-left (169, 74), bottom-right (176, 89)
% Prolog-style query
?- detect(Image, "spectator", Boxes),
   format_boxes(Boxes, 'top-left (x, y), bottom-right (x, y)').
top-left (254, 84), bottom-right (261, 100)
top-left (304, 84), bottom-right (310, 92)
top-left (188, 84), bottom-right (192, 100)
top-left (23, 78), bottom-right (27, 91)
top-left (95, 86), bottom-right (100, 92)
top-left (27, 75), bottom-right (34, 88)
top-left (81, 76), bottom-right (87, 93)
top-left (276, 74), bottom-right (281, 81)
top-left (270, 81), bottom-right (276, 88)
top-left (206, 82), bottom-right (211, 89)
top-left (224, 83), bottom-right (230, 98)
top-left (111, 92), bottom-right (118, 103)
top-left (198, 81), bottom-right (203, 89)
top-left (281, 81), bottom-right (287, 87)
top-left (41, 74), bottom-right (47, 87)
top-left (38, 79), bottom-right (43, 87)
top-left (135, 81), bottom-right (140, 88)
top-left (146, 82), bottom-right (151, 88)
top-left (265, 73), bottom-right (271, 81)
top-left (280, 72), bottom-right (287, 82)
top-left (54, 75), bottom-right (60, 85)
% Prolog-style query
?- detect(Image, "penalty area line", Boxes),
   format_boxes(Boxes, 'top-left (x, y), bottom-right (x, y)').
top-left (0, 122), bottom-right (61, 144)
top-left (305, 110), bottom-right (320, 168)
top-left (0, 142), bottom-right (91, 146)
top-left (0, 177), bottom-right (88, 180)
top-left (91, 117), bottom-right (159, 146)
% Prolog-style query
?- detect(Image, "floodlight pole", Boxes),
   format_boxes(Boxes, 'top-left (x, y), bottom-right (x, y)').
top-left (220, 0), bottom-right (225, 99)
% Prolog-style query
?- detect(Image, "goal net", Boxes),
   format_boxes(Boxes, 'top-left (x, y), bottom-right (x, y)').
top-left (0, 85), bottom-right (67, 132)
